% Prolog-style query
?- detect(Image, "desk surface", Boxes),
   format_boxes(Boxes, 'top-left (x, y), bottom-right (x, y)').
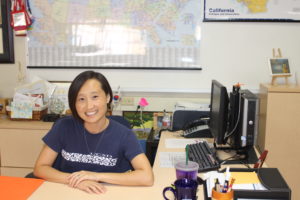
top-left (28, 131), bottom-right (254, 200)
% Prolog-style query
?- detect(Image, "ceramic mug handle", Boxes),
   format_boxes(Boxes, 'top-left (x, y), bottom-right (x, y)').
top-left (162, 186), bottom-right (176, 200)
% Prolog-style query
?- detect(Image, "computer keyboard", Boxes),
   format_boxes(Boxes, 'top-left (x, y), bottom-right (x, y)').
top-left (187, 141), bottom-right (220, 172)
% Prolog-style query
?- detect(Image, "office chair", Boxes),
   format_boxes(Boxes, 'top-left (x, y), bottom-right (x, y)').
top-left (108, 115), bottom-right (131, 128)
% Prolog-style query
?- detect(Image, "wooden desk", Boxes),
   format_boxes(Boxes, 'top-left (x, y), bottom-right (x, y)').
top-left (28, 131), bottom-right (184, 200)
top-left (28, 131), bottom-right (254, 200)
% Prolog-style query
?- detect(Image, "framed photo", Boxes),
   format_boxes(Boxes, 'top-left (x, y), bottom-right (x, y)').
top-left (269, 58), bottom-right (291, 76)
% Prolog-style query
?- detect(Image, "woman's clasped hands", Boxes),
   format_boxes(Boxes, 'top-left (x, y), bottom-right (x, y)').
top-left (67, 171), bottom-right (106, 194)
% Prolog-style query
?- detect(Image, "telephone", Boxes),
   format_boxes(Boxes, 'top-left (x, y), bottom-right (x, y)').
top-left (182, 118), bottom-right (212, 138)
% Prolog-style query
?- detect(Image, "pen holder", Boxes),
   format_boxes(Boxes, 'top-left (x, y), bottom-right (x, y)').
top-left (212, 189), bottom-right (234, 200)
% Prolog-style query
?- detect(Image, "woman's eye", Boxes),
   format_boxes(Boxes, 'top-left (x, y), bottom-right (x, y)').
top-left (78, 97), bottom-right (85, 102)
top-left (92, 95), bottom-right (99, 99)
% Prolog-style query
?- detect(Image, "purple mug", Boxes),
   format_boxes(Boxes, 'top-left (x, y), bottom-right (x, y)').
top-left (163, 178), bottom-right (198, 200)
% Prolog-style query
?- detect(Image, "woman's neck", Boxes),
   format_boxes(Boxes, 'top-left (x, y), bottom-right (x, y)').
top-left (84, 117), bottom-right (109, 134)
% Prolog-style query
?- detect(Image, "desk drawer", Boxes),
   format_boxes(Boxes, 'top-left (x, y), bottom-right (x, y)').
top-left (0, 167), bottom-right (33, 177)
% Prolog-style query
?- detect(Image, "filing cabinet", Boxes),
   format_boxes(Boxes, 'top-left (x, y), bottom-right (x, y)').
top-left (258, 84), bottom-right (300, 200)
top-left (0, 117), bottom-right (52, 177)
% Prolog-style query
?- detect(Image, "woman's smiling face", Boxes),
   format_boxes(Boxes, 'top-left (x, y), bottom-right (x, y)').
top-left (75, 79), bottom-right (109, 126)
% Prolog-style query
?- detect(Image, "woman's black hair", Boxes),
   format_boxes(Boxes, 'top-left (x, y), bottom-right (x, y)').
top-left (68, 71), bottom-right (113, 122)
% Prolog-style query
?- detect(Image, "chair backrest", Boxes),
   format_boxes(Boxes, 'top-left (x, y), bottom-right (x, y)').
top-left (108, 115), bottom-right (131, 128)
top-left (108, 116), bottom-right (147, 152)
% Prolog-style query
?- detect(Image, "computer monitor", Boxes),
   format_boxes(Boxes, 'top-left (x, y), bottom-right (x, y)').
top-left (209, 80), bottom-right (229, 145)
top-left (209, 80), bottom-right (259, 164)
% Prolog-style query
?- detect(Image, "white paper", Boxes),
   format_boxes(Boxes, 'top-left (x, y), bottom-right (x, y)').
top-left (13, 92), bottom-right (32, 102)
top-left (159, 152), bottom-right (186, 168)
top-left (204, 171), bottom-right (226, 198)
top-left (165, 138), bottom-right (206, 148)
top-left (15, 80), bottom-right (48, 99)
top-left (233, 183), bottom-right (267, 190)
top-left (31, 76), bottom-right (57, 100)
top-left (13, 92), bottom-right (44, 107)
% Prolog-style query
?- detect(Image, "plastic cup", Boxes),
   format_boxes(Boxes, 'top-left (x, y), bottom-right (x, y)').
top-left (175, 161), bottom-right (199, 180)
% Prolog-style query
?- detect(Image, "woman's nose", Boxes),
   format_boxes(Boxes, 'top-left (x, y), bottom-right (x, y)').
top-left (87, 99), bottom-right (94, 109)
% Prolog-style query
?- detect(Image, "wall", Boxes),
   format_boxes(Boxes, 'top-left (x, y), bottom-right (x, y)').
top-left (0, 36), bottom-right (26, 98)
top-left (27, 22), bottom-right (300, 93)
top-left (1, 16), bottom-right (300, 108)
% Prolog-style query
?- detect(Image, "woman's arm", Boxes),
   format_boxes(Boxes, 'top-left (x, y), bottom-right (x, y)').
top-left (34, 145), bottom-right (106, 193)
top-left (33, 145), bottom-right (70, 184)
top-left (68, 153), bottom-right (154, 187)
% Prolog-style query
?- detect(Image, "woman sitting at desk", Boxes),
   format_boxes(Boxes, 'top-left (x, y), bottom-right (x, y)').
top-left (34, 71), bottom-right (154, 194)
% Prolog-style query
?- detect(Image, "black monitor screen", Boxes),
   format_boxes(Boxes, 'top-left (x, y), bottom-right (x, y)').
top-left (209, 80), bottom-right (229, 145)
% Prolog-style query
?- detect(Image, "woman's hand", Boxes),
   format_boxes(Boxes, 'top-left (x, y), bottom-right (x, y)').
top-left (68, 170), bottom-right (99, 188)
top-left (75, 180), bottom-right (106, 194)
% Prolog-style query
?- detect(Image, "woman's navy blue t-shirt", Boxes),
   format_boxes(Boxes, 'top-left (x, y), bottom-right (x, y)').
top-left (43, 116), bottom-right (143, 173)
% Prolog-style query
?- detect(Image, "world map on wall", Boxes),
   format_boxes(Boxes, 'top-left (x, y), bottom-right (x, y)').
top-left (28, 0), bottom-right (202, 69)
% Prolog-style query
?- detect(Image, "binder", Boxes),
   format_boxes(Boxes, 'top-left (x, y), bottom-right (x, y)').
top-left (203, 168), bottom-right (291, 200)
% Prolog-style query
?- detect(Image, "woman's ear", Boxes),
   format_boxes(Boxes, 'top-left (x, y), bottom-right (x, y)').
top-left (106, 95), bottom-right (110, 103)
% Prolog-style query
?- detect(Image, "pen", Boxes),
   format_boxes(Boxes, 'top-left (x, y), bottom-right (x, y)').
top-left (227, 178), bottom-right (235, 192)
top-left (224, 167), bottom-right (231, 185)
top-left (222, 167), bottom-right (231, 193)
top-left (214, 178), bottom-right (219, 190)
top-left (217, 184), bottom-right (222, 193)
top-left (222, 180), bottom-right (229, 193)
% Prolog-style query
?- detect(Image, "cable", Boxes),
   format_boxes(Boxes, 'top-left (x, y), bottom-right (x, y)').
top-left (224, 90), bottom-right (242, 140)
top-left (140, 107), bottom-right (146, 134)
top-left (130, 105), bottom-right (140, 129)
top-left (219, 153), bottom-right (251, 168)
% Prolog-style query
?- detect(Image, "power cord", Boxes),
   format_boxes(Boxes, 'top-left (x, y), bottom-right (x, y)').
top-left (130, 105), bottom-right (140, 129)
